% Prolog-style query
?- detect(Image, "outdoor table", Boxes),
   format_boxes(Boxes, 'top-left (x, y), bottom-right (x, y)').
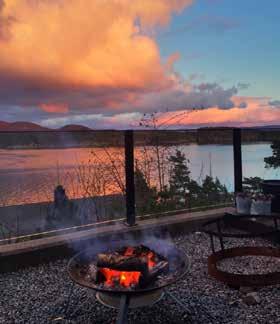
top-left (202, 212), bottom-right (280, 253)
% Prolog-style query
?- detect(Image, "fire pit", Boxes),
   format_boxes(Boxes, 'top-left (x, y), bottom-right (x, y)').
top-left (208, 246), bottom-right (280, 287)
top-left (67, 241), bottom-right (189, 324)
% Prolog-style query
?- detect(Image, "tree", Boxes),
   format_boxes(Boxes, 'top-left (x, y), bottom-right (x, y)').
top-left (264, 141), bottom-right (280, 169)
top-left (188, 179), bottom-right (202, 196)
top-left (201, 176), bottom-right (231, 204)
top-left (202, 175), bottom-right (217, 195)
top-left (169, 149), bottom-right (192, 196)
top-left (243, 176), bottom-right (263, 193)
top-left (214, 177), bottom-right (228, 194)
top-left (139, 112), bottom-right (171, 191)
top-left (134, 167), bottom-right (157, 214)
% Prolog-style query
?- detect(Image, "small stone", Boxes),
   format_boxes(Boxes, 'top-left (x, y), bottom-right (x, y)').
top-left (239, 286), bottom-right (256, 294)
top-left (1, 232), bottom-right (280, 324)
top-left (229, 300), bottom-right (239, 306)
top-left (242, 292), bottom-right (261, 305)
top-left (228, 284), bottom-right (240, 290)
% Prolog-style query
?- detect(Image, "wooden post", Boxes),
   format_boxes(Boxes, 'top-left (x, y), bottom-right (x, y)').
top-left (124, 130), bottom-right (136, 226)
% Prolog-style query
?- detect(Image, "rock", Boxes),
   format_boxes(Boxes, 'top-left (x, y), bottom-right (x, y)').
top-left (229, 299), bottom-right (239, 306)
top-left (45, 185), bottom-right (80, 230)
top-left (1, 232), bottom-right (280, 324)
top-left (239, 286), bottom-right (256, 294)
top-left (242, 292), bottom-right (261, 305)
top-left (228, 284), bottom-right (240, 290)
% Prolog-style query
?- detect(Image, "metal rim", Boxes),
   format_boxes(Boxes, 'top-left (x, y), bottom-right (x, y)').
top-left (208, 246), bottom-right (280, 287)
top-left (67, 245), bottom-right (190, 295)
top-left (96, 290), bottom-right (165, 309)
top-left (202, 216), bottom-right (279, 238)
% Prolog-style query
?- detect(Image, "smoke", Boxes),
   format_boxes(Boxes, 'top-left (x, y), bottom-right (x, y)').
top-left (68, 222), bottom-right (176, 258)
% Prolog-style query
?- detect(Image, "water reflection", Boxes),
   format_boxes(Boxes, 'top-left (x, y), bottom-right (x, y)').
top-left (0, 143), bottom-right (278, 206)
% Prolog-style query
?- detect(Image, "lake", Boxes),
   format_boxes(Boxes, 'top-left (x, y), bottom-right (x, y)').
top-left (0, 143), bottom-right (279, 206)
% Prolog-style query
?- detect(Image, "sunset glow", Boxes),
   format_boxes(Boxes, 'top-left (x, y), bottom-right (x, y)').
top-left (156, 97), bottom-right (280, 128)
top-left (0, 0), bottom-right (279, 128)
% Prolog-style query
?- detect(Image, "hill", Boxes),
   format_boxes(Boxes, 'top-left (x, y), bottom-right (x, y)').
top-left (58, 124), bottom-right (92, 131)
top-left (0, 121), bottom-right (49, 131)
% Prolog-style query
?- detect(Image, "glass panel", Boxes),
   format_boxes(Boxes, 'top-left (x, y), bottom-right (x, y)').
top-left (134, 129), bottom-right (234, 218)
top-left (0, 131), bottom-right (125, 244)
top-left (241, 129), bottom-right (280, 192)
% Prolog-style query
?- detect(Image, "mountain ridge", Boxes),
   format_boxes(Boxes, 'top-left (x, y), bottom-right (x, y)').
top-left (0, 121), bottom-right (92, 132)
top-left (0, 120), bottom-right (280, 131)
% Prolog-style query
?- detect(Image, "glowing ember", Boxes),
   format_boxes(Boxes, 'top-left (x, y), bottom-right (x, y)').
top-left (124, 246), bottom-right (135, 256)
top-left (96, 245), bottom-right (168, 289)
top-left (147, 251), bottom-right (156, 269)
top-left (100, 268), bottom-right (141, 288)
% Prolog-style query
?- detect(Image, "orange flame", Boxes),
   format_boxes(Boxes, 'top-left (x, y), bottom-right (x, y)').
top-left (147, 251), bottom-right (156, 269)
top-left (124, 246), bottom-right (135, 256)
top-left (100, 268), bottom-right (141, 288)
top-left (99, 246), bottom-right (157, 288)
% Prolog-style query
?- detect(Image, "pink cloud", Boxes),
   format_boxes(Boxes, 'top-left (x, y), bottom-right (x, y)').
top-left (0, 0), bottom-right (193, 114)
top-left (156, 96), bottom-right (280, 128)
top-left (39, 103), bottom-right (69, 114)
top-left (40, 96), bottom-right (280, 129)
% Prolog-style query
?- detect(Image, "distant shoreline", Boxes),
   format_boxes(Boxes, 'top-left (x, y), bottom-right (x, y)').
top-left (0, 128), bottom-right (277, 149)
top-left (0, 141), bottom-right (272, 150)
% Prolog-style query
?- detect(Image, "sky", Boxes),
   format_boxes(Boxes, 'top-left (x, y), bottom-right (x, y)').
top-left (0, 0), bottom-right (279, 129)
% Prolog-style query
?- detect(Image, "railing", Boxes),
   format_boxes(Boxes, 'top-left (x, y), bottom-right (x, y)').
top-left (124, 128), bottom-right (241, 226)
top-left (0, 127), bottom-right (279, 244)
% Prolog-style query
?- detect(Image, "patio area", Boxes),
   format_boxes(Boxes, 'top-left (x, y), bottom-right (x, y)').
top-left (1, 129), bottom-right (280, 324)
top-left (1, 231), bottom-right (280, 324)
top-left (1, 0), bottom-right (280, 317)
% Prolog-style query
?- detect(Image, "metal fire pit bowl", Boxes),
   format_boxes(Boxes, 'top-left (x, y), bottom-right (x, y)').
top-left (67, 241), bottom-right (189, 324)
top-left (208, 246), bottom-right (280, 288)
top-left (67, 241), bottom-right (189, 323)
top-left (68, 242), bottom-right (189, 295)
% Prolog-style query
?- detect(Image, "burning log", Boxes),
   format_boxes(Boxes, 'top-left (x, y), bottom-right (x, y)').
top-left (96, 253), bottom-right (149, 274)
top-left (94, 245), bottom-right (169, 289)
top-left (139, 261), bottom-right (169, 288)
top-left (87, 264), bottom-right (99, 282)
top-left (78, 263), bottom-right (100, 282)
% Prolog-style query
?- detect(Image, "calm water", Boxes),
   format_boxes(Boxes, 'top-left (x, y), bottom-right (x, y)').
top-left (0, 143), bottom-right (279, 206)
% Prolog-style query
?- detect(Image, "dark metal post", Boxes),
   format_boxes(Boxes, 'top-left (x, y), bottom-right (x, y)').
top-left (116, 294), bottom-right (130, 324)
top-left (233, 128), bottom-right (243, 193)
top-left (125, 130), bottom-right (136, 226)
top-left (217, 219), bottom-right (225, 252)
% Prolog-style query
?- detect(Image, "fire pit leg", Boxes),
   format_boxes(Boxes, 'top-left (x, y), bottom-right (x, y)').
top-left (50, 282), bottom-right (75, 322)
top-left (273, 215), bottom-right (278, 229)
top-left (217, 219), bottom-right (225, 252)
top-left (210, 234), bottom-right (215, 253)
top-left (116, 294), bottom-right (130, 324)
top-left (63, 282), bottom-right (75, 316)
top-left (165, 290), bottom-right (219, 323)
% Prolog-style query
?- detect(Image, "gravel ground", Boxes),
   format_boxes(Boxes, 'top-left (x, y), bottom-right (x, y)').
top-left (218, 255), bottom-right (280, 275)
top-left (1, 233), bottom-right (280, 324)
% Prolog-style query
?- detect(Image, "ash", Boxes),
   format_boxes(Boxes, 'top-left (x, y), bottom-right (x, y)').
top-left (0, 233), bottom-right (280, 324)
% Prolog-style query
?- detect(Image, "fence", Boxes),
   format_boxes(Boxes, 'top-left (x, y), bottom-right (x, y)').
top-left (0, 127), bottom-right (279, 244)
